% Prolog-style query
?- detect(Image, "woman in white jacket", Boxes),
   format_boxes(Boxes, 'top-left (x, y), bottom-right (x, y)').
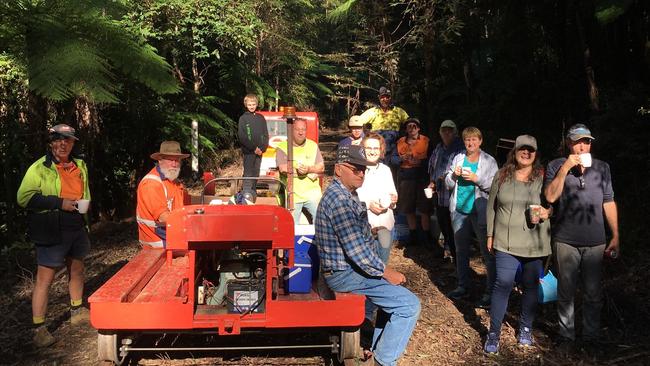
top-left (356, 132), bottom-right (398, 264)
top-left (445, 126), bottom-right (498, 309)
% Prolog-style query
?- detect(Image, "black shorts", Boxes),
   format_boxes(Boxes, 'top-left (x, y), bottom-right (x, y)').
top-left (35, 228), bottom-right (90, 267)
top-left (398, 179), bottom-right (432, 215)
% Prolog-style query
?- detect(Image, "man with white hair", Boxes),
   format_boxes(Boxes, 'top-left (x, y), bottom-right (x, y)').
top-left (136, 141), bottom-right (189, 248)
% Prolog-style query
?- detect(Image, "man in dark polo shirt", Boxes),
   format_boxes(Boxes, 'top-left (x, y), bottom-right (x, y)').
top-left (544, 123), bottom-right (620, 354)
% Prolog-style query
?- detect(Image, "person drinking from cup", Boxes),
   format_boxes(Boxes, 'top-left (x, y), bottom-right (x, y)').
top-left (483, 135), bottom-right (552, 354)
top-left (544, 123), bottom-right (620, 355)
top-left (445, 126), bottom-right (498, 308)
top-left (17, 124), bottom-right (91, 348)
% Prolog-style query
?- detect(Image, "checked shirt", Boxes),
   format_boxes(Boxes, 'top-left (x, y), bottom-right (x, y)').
top-left (315, 179), bottom-right (385, 277)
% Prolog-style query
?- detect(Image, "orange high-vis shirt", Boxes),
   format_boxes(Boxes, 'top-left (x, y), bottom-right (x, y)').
top-left (397, 135), bottom-right (430, 169)
top-left (136, 167), bottom-right (185, 247)
top-left (56, 163), bottom-right (84, 200)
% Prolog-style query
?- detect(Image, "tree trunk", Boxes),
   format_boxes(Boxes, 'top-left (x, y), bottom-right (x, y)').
top-left (191, 56), bottom-right (200, 174)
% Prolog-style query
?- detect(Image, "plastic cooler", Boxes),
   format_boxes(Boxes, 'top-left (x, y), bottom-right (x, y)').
top-left (285, 224), bottom-right (319, 293)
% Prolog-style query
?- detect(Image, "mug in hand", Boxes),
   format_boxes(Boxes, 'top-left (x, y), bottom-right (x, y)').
top-left (529, 205), bottom-right (542, 224)
top-left (76, 199), bottom-right (90, 214)
top-left (579, 153), bottom-right (592, 168)
top-left (423, 187), bottom-right (433, 199)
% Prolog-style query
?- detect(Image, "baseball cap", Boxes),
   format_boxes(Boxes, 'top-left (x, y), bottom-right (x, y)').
top-left (567, 123), bottom-right (595, 141)
top-left (514, 135), bottom-right (537, 150)
top-left (378, 86), bottom-right (391, 97)
top-left (439, 120), bottom-right (457, 131)
top-left (348, 115), bottom-right (363, 127)
top-left (49, 124), bottom-right (79, 140)
top-left (336, 145), bottom-right (375, 166)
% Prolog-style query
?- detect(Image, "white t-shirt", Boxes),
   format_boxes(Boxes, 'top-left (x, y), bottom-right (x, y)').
top-left (356, 162), bottom-right (397, 230)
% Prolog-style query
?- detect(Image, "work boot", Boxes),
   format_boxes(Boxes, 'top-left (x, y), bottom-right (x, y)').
top-left (70, 306), bottom-right (90, 325)
top-left (33, 325), bottom-right (55, 348)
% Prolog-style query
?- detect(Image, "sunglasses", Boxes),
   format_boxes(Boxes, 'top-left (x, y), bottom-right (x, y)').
top-left (341, 163), bottom-right (366, 176)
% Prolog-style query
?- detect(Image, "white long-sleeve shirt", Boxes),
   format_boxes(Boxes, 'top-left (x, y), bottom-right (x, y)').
top-left (356, 162), bottom-right (397, 230)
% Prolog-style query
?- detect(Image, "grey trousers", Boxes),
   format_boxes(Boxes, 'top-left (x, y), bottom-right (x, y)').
top-left (555, 241), bottom-right (605, 340)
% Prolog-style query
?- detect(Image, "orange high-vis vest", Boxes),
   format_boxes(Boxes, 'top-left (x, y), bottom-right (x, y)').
top-left (136, 167), bottom-right (185, 248)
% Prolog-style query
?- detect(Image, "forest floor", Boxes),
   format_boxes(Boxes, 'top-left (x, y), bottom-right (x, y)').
top-left (1, 129), bottom-right (649, 366)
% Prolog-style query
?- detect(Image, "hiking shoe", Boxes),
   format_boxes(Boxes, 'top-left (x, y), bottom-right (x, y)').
top-left (70, 306), bottom-right (90, 325)
top-left (475, 293), bottom-right (491, 309)
top-left (518, 327), bottom-right (533, 347)
top-left (447, 287), bottom-right (469, 300)
top-left (484, 332), bottom-right (500, 355)
top-left (33, 325), bottom-right (55, 348)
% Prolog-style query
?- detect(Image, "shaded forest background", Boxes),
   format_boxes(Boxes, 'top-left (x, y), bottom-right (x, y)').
top-left (1, 0), bottom-right (648, 254)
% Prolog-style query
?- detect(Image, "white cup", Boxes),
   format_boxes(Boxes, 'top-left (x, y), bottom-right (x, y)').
top-left (462, 167), bottom-right (472, 175)
top-left (579, 153), bottom-right (592, 168)
top-left (76, 199), bottom-right (90, 214)
top-left (423, 187), bottom-right (433, 199)
top-left (379, 195), bottom-right (392, 209)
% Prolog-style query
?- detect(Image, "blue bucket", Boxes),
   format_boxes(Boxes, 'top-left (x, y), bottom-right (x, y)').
top-left (538, 270), bottom-right (558, 304)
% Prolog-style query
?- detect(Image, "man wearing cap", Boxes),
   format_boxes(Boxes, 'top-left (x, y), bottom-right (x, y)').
top-left (17, 124), bottom-right (91, 347)
top-left (396, 118), bottom-right (432, 246)
top-left (544, 123), bottom-right (619, 353)
top-left (276, 119), bottom-right (324, 224)
top-left (315, 145), bottom-right (420, 366)
top-left (338, 115), bottom-right (365, 148)
top-left (136, 141), bottom-right (189, 248)
top-left (428, 120), bottom-right (464, 258)
top-left (358, 87), bottom-right (410, 131)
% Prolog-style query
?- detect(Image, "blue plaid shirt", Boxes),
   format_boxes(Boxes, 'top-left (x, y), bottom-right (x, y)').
top-left (315, 179), bottom-right (385, 277)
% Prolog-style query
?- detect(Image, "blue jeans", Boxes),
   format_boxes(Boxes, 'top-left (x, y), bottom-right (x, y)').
top-left (293, 198), bottom-right (319, 223)
top-left (324, 268), bottom-right (420, 366)
top-left (451, 208), bottom-right (495, 293)
top-left (555, 241), bottom-right (605, 340)
top-left (489, 251), bottom-right (543, 335)
top-left (366, 228), bottom-right (393, 319)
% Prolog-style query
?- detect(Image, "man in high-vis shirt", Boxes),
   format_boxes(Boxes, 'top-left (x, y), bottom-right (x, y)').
top-left (136, 141), bottom-right (189, 248)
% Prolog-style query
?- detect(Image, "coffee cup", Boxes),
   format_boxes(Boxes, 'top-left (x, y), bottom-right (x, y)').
top-left (579, 153), bottom-right (592, 168)
top-left (529, 204), bottom-right (541, 224)
top-left (461, 167), bottom-right (472, 176)
top-left (424, 187), bottom-right (433, 199)
top-left (379, 195), bottom-right (392, 209)
top-left (76, 199), bottom-right (90, 214)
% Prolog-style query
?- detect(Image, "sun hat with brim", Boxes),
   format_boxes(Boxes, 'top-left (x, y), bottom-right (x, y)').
top-left (515, 135), bottom-right (537, 150)
top-left (150, 141), bottom-right (190, 160)
top-left (567, 123), bottom-right (595, 141)
top-left (49, 124), bottom-right (79, 140)
top-left (348, 115), bottom-right (363, 127)
top-left (336, 145), bottom-right (375, 166)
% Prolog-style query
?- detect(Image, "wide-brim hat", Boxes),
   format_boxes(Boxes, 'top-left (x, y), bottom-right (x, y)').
top-left (150, 141), bottom-right (190, 160)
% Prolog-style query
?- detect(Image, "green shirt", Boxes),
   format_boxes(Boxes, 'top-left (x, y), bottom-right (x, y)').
top-left (455, 159), bottom-right (478, 214)
top-left (358, 106), bottom-right (409, 131)
top-left (486, 175), bottom-right (551, 258)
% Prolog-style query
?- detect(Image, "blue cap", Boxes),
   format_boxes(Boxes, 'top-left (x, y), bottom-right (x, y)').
top-left (567, 124), bottom-right (595, 141)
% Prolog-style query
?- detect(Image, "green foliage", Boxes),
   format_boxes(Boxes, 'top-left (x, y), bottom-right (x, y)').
top-left (595, 0), bottom-right (634, 25)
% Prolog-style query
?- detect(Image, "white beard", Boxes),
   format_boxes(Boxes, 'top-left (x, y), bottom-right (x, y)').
top-left (161, 167), bottom-right (180, 181)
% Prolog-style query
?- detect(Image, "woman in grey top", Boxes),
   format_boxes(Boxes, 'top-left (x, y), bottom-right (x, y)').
top-left (483, 135), bottom-right (552, 355)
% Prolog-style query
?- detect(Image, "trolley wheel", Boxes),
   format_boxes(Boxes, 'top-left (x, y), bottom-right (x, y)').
top-left (338, 329), bottom-right (361, 364)
top-left (97, 332), bottom-right (128, 365)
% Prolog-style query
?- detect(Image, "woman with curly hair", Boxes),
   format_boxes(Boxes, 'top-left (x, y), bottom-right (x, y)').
top-left (483, 135), bottom-right (552, 354)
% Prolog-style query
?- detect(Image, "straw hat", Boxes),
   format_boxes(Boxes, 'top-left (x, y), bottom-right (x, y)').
top-left (150, 141), bottom-right (190, 160)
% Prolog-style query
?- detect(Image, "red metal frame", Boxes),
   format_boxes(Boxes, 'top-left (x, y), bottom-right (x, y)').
top-left (89, 204), bottom-right (365, 335)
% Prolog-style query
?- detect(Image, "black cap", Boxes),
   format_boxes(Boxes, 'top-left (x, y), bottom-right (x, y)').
top-left (49, 124), bottom-right (79, 140)
top-left (379, 86), bottom-right (391, 97)
top-left (336, 145), bottom-right (375, 166)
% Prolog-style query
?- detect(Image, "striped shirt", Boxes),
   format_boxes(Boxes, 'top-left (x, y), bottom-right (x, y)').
top-left (315, 179), bottom-right (385, 277)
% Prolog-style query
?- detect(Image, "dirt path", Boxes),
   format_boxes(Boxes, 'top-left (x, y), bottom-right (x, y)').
top-left (2, 129), bottom-right (648, 365)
